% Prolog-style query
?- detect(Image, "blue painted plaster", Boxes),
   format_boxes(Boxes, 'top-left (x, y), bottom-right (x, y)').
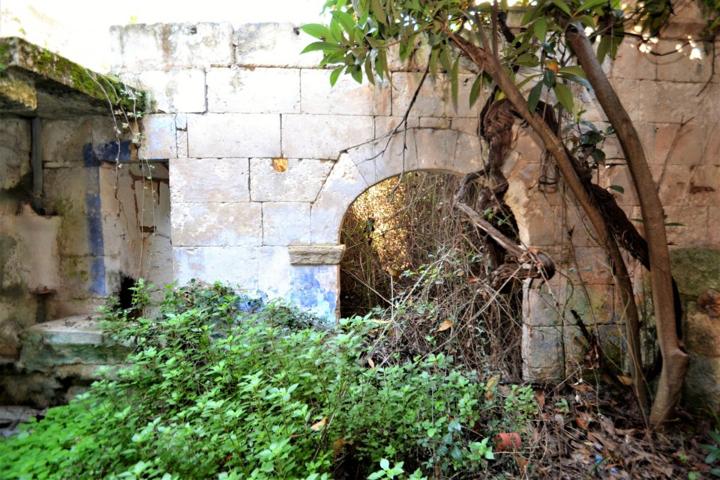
top-left (82, 141), bottom-right (131, 295)
top-left (289, 268), bottom-right (337, 323)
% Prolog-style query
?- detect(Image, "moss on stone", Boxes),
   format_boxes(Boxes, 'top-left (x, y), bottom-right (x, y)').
top-left (670, 248), bottom-right (720, 299)
top-left (0, 37), bottom-right (147, 112)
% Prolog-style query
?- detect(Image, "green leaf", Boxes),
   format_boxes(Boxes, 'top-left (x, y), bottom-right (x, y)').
top-left (469, 74), bottom-right (484, 108)
top-left (370, 0), bottom-right (386, 25)
top-left (516, 53), bottom-right (539, 67)
top-left (554, 82), bottom-right (574, 112)
top-left (528, 81), bottom-right (544, 112)
top-left (608, 184), bottom-right (624, 194)
top-left (558, 65), bottom-right (586, 78)
top-left (429, 47), bottom-right (439, 77)
top-left (330, 66), bottom-right (344, 86)
top-left (301, 23), bottom-right (330, 40)
top-left (334, 10), bottom-right (356, 34)
top-left (376, 48), bottom-right (388, 79)
top-left (521, 2), bottom-right (543, 25)
top-left (301, 41), bottom-right (345, 54)
top-left (597, 35), bottom-right (611, 63)
top-left (450, 56), bottom-right (460, 110)
top-left (575, 0), bottom-right (608, 14)
top-left (551, 0), bottom-right (572, 16)
top-left (365, 56), bottom-right (375, 85)
top-left (329, 17), bottom-right (344, 43)
top-left (350, 65), bottom-right (363, 83)
top-left (440, 46), bottom-right (452, 73)
top-left (533, 17), bottom-right (547, 42)
top-left (542, 69), bottom-right (556, 87)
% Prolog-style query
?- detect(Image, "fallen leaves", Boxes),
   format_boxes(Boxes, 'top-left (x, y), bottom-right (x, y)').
top-left (310, 417), bottom-right (327, 432)
top-left (436, 319), bottom-right (454, 332)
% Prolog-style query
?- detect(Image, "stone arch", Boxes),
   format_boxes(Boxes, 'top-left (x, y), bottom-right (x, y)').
top-left (310, 127), bottom-right (551, 247)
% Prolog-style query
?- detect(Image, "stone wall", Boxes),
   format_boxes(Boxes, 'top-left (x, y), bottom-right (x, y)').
top-left (0, 114), bottom-right (171, 366)
top-left (110, 1), bottom-right (719, 383)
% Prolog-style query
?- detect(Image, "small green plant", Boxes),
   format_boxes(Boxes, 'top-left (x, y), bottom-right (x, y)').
top-left (702, 430), bottom-right (720, 477)
top-left (0, 281), bottom-right (536, 479)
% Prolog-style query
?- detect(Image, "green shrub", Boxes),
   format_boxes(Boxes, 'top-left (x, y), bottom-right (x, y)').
top-left (0, 281), bottom-right (535, 479)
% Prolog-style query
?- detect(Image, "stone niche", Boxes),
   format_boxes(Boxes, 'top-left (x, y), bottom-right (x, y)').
top-left (0, 38), bottom-right (170, 406)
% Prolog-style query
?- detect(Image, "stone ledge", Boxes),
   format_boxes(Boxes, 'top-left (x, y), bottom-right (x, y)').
top-left (288, 245), bottom-right (345, 265)
top-left (25, 315), bottom-right (103, 346)
top-left (0, 37), bottom-right (146, 116)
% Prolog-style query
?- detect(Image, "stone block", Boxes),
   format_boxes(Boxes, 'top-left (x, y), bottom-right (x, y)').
top-left (124, 69), bottom-right (206, 113)
top-left (565, 284), bottom-right (619, 325)
top-left (687, 165), bottom-right (720, 207)
top-left (288, 245), bottom-right (346, 265)
top-left (250, 158), bottom-right (333, 202)
top-left (569, 246), bottom-right (614, 285)
top-left (563, 325), bottom-right (588, 369)
top-left (41, 117), bottom-right (114, 167)
top-left (419, 117), bottom-right (451, 128)
top-left (311, 154), bottom-right (369, 243)
top-left (187, 114), bottom-right (281, 157)
top-left (139, 114), bottom-right (177, 160)
top-left (257, 246), bottom-right (293, 299)
top-left (656, 40), bottom-right (714, 83)
top-left (373, 116), bottom-right (420, 138)
top-left (234, 23), bottom-right (322, 68)
top-left (610, 39), bottom-right (656, 80)
top-left (206, 67), bottom-right (301, 113)
top-left (562, 205), bottom-right (600, 247)
top-left (650, 122), bottom-right (681, 165)
top-left (282, 114), bottom-right (374, 159)
top-left (658, 164), bottom-right (690, 205)
top-left (596, 323), bottom-right (628, 370)
top-left (391, 72), bottom-right (487, 117)
top-left (262, 202), bottom-right (311, 245)
top-left (709, 208), bottom-right (720, 246)
top-left (686, 309), bottom-right (720, 357)
top-left (612, 79), bottom-right (705, 124)
top-left (300, 69), bottom-right (391, 116)
top-left (684, 354), bottom-right (720, 411)
top-left (600, 164), bottom-right (639, 206)
top-left (665, 121), bottom-right (709, 166)
top-left (664, 206), bottom-right (709, 247)
top-left (173, 246), bottom-right (259, 289)
top-left (451, 117), bottom-right (479, 136)
top-left (670, 248), bottom-right (720, 298)
top-left (522, 325), bottom-right (564, 382)
top-left (172, 202), bottom-right (261, 246)
top-left (0, 118), bottom-right (30, 190)
top-left (170, 157), bottom-right (249, 203)
top-left (112, 23), bottom-right (234, 70)
top-left (12, 204), bottom-right (62, 294)
top-left (522, 281), bottom-right (563, 327)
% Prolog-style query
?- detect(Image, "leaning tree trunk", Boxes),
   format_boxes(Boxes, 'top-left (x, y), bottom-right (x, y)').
top-left (449, 32), bottom-right (649, 417)
top-left (566, 25), bottom-right (688, 426)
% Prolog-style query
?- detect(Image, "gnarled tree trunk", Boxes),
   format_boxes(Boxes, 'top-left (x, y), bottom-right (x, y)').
top-left (566, 25), bottom-right (688, 426)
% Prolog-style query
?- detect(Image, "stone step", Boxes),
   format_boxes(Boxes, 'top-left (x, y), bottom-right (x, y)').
top-left (27, 315), bottom-right (104, 346)
top-left (19, 314), bottom-right (127, 375)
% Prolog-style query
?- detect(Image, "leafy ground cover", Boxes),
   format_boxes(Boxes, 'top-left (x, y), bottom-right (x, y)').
top-left (1, 281), bottom-right (717, 479)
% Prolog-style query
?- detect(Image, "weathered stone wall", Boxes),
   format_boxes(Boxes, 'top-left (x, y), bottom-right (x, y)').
top-left (110, 1), bottom-right (719, 384)
top-left (0, 114), bottom-right (171, 367)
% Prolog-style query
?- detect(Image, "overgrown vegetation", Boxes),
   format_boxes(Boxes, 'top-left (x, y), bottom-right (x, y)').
top-left (0, 281), bottom-right (539, 479)
top-left (341, 172), bottom-right (524, 380)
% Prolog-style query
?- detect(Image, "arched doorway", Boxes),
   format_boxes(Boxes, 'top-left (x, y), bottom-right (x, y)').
top-left (338, 170), bottom-right (525, 379)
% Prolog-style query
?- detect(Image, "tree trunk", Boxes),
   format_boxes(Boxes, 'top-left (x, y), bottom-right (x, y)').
top-left (449, 33), bottom-right (649, 417)
top-left (566, 25), bottom-right (688, 426)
